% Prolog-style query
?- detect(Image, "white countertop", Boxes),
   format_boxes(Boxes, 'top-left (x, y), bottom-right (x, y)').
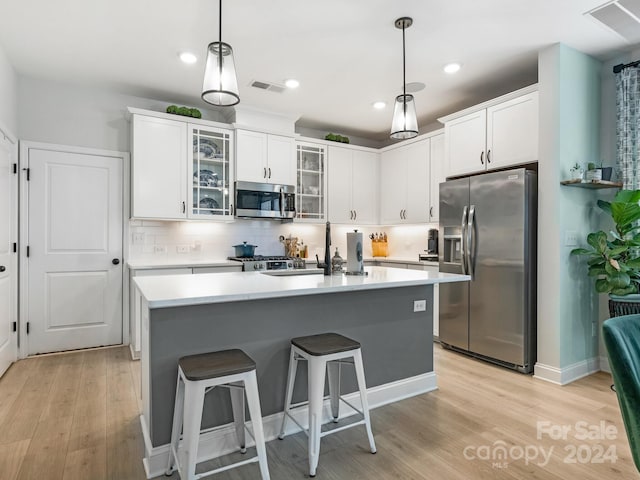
top-left (127, 256), bottom-right (438, 270)
top-left (134, 266), bottom-right (469, 309)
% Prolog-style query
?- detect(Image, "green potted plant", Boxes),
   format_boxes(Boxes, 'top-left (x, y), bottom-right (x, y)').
top-left (571, 189), bottom-right (640, 316)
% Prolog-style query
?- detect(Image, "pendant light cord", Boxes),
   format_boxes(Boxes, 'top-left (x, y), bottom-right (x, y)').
top-left (218, 0), bottom-right (223, 88)
top-left (402, 22), bottom-right (407, 129)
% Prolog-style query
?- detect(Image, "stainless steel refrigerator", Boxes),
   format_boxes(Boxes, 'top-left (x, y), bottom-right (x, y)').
top-left (438, 168), bottom-right (537, 373)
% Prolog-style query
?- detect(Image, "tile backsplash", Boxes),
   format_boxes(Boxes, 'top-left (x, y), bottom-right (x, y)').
top-left (128, 220), bottom-right (439, 263)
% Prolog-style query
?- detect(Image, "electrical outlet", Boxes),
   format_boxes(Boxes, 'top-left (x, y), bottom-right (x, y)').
top-left (177, 245), bottom-right (189, 253)
top-left (154, 245), bottom-right (167, 254)
top-left (565, 230), bottom-right (578, 246)
top-left (413, 300), bottom-right (426, 312)
top-left (132, 232), bottom-right (145, 244)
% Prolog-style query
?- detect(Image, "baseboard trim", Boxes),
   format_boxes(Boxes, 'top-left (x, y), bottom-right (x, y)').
top-left (534, 357), bottom-right (600, 385)
top-left (599, 356), bottom-right (611, 373)
top-left (141, 371), bottom-right (437, 479)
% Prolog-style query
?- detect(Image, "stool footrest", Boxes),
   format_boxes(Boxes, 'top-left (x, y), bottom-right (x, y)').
top-left (320, 419), bottom-right (366, 438)
top-left (194, 455), bottom-right (260, 479)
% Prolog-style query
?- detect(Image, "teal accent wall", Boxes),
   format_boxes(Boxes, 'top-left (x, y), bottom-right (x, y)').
top-left (538, 43), bottom-right (604, 373)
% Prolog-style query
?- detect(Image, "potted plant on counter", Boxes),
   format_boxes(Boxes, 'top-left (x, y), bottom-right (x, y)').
top-left (571, 189), bottom-right (640, 317)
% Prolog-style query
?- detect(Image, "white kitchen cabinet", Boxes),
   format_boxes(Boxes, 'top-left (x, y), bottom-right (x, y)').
top-left (131, 115), bottom-right (187, 219)
top-left (235, 129), bottom-right (295, 185)
top-left (193, 265), bottom-right (242, 273)
top-left (296, 142), bottom-right (326, 222)
top-left (443, 90), bottom-right (538, 177)
top-left (189, 125), bottom-right (234, 219)
top-left (328, 145), bottom-right (378, 225)
top-left (130, 109), bottom-right (235, 221)
top-left (380, 139), bottom-right (430, 224)
top-left (429, 134), bottom-right (445, 223)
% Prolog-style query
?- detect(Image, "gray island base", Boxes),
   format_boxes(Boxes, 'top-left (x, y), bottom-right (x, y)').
top-left (135, 267), bottom-right (469, 478)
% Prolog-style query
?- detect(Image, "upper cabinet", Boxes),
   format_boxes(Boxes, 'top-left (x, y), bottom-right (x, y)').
top-left (296, 141), bottom-right (326, 222)
top-left (379, 132), bottom-right (444, 225)
top-left (380, 139), bottom-right (430, 224)
top-left (190, 125), bottom-right (233, 219)
top-left (130, 109), bottom-right (234, 221)
top-left (442, 89), bottom-right (538, 178)
top-left (131, 115), bottom-right (187, 220)
top-left (235, 129), bottom-right (295, 185)
top-left (327, 145), bottom-right (378, 225)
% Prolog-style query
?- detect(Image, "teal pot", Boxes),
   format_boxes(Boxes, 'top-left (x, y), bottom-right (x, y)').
top-left (609, 294), bottom-right (640, 318)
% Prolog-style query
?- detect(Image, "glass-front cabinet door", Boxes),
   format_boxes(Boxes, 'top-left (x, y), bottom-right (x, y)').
top-left (296, 142), bottom-right (326, 222)
top-left (189, 125), bottom-right (233, 219)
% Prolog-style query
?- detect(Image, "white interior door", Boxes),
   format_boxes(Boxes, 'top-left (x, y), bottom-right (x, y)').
top-left (25, 145), bottom-right (123, 355)
top-left (0, 132), bottom-right (17, 375)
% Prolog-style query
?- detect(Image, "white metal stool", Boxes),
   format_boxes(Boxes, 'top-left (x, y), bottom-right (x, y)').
top-left (278, 333), bottom-right (376, 477)
top-left (166, 349), bottom-right (270, 480)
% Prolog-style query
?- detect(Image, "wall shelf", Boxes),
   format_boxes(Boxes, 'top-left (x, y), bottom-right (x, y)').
top-left (560, 179), bottom-right (622, 189)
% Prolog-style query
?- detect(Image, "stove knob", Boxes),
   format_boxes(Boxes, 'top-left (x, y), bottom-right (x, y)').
top-left (254, 264), bottom-right (260, 270)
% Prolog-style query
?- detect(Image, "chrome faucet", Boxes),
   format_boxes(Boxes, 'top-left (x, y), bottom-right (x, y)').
top-left (316, 221), bottom-right (332, 275)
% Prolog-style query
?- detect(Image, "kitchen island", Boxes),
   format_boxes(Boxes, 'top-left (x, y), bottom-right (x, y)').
top-left (134, 266), bottom-right (469, 478)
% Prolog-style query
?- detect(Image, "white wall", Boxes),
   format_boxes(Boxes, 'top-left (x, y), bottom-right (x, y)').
top-left (537, 44), bottom-right (603, 381)
top-left (17, 76), bottom-right (227, 152)
top-left (128, 220), bottom-right (437, 264)
top-left (0, 43), bottom-right (17, 135)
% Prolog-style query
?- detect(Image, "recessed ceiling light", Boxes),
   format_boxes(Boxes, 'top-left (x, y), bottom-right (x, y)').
top-left (373, 101), bottom-right (386, 109)
top-left (285, 79), bottom-right (300, 89)
top-left (179, 52), bottom-right (198, 64)
top-left (444, 63), bottom-right (461, 74)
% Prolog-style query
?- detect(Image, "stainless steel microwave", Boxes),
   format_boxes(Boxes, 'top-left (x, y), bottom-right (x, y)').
top-left (234, 181), bottom-right (296, 219)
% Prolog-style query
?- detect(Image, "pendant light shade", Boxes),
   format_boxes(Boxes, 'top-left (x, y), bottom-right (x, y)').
top-left (391, 94), bottom-right (418, 139)
top-left (202, 0), bottom-right (240, 107)
top-left (390, 17), bottom-right (418, 140)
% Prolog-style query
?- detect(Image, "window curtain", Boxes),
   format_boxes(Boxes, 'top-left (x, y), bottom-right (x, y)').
top-left (616, 66), bottom-right (640, 189)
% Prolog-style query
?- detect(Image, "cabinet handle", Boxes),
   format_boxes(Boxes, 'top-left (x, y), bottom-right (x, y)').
top-left (480, 151), bottom-right (484, 165)
top-left (354, 210), bottom-right (357, 221)
top-left (487, 149), bottom-right (491, 163)
top-left (430, 206), bottom-right (434, 218)
top-left (230, 204), bottom-right (234, 216)
top-left (268, 167), bottom-right (271, 179)
top-left (350, 210), bottom-right (353, 220)
top-left (182, 201), bottom-right (186, 214)
top-left (263, 167), bottom-right (267, 178)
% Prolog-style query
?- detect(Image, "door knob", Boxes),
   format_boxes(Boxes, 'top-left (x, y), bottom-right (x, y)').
top-left (0, 266), bottom-right (5, 272)
top-left (112, 259), bottom-right (120, 265)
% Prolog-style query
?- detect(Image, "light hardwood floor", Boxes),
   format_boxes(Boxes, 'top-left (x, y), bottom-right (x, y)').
top-left (0, 345), bottom-right (636, 479)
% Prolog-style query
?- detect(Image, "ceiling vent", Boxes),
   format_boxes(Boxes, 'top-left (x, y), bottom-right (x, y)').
top-left (586, 0), bottom-right (640, 43)
top-left (249, 80), bottom-right (286, 94)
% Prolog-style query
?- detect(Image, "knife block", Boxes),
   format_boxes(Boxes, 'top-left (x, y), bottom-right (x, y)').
top-left (372, 241), bottom-right (388, 257)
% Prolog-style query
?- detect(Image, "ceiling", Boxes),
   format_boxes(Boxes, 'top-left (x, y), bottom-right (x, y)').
top-left (0, 0), bottom-right (638, 141)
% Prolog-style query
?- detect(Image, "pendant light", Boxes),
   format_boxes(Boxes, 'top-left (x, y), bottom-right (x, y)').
top-left (390, 17), bottom-right (418, 139)
top-left (202, 0), bottom-right (240, 106)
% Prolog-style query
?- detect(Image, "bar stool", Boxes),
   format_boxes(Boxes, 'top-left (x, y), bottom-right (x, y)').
top-left (166, 349), bottom-right (270, 480)
top-left (278, 333), bottom-right (376, 477)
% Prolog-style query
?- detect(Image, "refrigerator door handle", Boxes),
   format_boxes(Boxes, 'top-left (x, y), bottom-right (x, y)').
top-left (468, 204), bottom-right (476, 277)
top-left (461, 206), bottom-right (469, 275)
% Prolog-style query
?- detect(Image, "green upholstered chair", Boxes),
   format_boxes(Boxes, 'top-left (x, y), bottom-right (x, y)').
top-left (603, 314), bottom-right (640, 472)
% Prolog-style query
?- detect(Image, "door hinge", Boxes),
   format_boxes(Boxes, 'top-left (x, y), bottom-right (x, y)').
top-left (26, 246), bottom-right (30, 257)
top-left (26, 322), bottom-right (30, 334)
top-left (23, 167), bottom-right (30, 181)
top-left (13, 163), bottom-right (17, 174)
top-left (12, 322), bottom-right (16, 332)
top-left (13, 242), bottom-right (17, 253)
